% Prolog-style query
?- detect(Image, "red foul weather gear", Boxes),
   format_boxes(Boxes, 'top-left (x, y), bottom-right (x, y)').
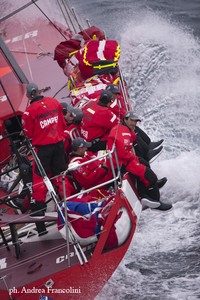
top-left (22, 96), bottom-right (67, 203)
top-left (22, 96), bottom-right (66, 146)
top-left (64, 123), bottom-right (81, 154)
top-left (54, 26), bottom-right (105, 69)
top-left (81, 101), bottom-right (119, 142)
top-left (31, 141), bottom-right (67, 202)
top-left (68, 153), bottom-right (112, 189)
top-left (107, 123), bottom-right (152, 187)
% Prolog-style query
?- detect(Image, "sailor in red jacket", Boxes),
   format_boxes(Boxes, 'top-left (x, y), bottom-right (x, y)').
top-left (61, 102), bottom-right (83, 155)
top-left (81, 90), bottom-right (119, 152)
top-left (105, 85), bottom-right (164, 162)
top-left (68, 137), bottom-right (112, 189)
top-left (22, 83), bottom-right (67, 221)
top-left (107, 111), bottom-right (172, 211)
top-left (105, 84), bottom-right (127, 120)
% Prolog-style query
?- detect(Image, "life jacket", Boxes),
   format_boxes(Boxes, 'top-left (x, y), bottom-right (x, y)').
top-left (70, 77), bottom-right (106, 106)
top-left (81, 101), bottom-right (118, 142)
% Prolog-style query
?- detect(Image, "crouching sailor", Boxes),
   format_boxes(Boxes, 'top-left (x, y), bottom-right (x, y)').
top-left (68, 137), bottom-right (113, 189)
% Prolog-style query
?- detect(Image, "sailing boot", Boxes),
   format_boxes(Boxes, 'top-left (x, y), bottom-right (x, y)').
top-left (153, 201), bottom-right (173, 211)
top-left (141, 195), bottom-right (161, 209)
top-left (30, 201), bottom-right (46, 218)
top-left (157, 177), bottom-right (167, 189)
top-left (149, 139), bottom-right (164, 149)
top-left (147, 146), bottom-right (163, 163)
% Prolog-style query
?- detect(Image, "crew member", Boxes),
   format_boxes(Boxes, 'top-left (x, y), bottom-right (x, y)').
top-left (68, 137), bottom-right (112, 189)
top-left (107, 111), bottom-right (172, 211)
top-left (105, 84), bottom-right (126, 119)
top-left (22, 83), bottom-right (67, 223)
top-left (81, 90), bottom-right (119, 152)
top-left (128, 113), bottom-right (164, 163)
top-left (61, 103), bottom-right (83, 155)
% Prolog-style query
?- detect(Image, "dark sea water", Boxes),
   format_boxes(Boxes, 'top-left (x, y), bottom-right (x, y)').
top-left (69, 1), bottom-right (200, 300)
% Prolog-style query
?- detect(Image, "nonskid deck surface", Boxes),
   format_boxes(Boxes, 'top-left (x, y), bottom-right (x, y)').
top-left (0, 216), bottom-right (95, 289)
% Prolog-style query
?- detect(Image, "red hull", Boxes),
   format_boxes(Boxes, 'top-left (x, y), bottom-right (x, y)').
top-left (1, 241), bottom-right (132, 300)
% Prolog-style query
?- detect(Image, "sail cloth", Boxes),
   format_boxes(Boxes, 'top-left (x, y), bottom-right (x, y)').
top-left (57, 197), bottom-right (131, 248)
top-left (77, 40), bottom-right (121, 79)
top-left (54, 25), bottom-right (120, 89)
top-left (65, 39), bottom-right (121, 90)
top-left (54, 26), bottom-right (105, 68)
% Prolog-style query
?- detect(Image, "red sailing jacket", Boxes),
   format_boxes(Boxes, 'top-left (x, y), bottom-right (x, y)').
top-left (22, 96), bottom-right (66, 146)
top-left (107, 123), bottom-right (137, 166)
top-left (107, 123), bottom-right (148, 186)
top-left (72, 89), bottom-right (126, 121)
top-left (109, 97), bottom-right (126, 120)
top-left (68, 153), bottom-right (112, 189)
top-left (80, 101), bottom-right (119, 142)
top-left (64, 123), bottom-right (81, 153)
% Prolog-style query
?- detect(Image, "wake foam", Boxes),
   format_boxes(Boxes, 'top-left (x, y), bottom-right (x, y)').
top-left (120, 11), bottom-right (200, 159)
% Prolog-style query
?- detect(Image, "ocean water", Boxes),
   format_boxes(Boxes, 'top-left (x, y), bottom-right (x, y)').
top-left (69, 1), bottom-right (200, 299)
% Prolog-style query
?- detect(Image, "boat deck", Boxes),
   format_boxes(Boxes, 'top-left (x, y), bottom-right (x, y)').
top-left (0, 212), bottom-right (95, 289)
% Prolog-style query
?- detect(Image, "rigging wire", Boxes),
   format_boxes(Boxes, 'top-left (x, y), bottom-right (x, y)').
top-left (0, 276), bottom-right (13, 300)
top-left (53, 83), bottom-right (69, 98)
top-left (0, 0), bottom-right (69, 41)
top-left (63, 0), bottom-right (92, 39)
top-left (0, 0), bottom-right (39, 23)
top-left (57, 0), bottom-right (71, 30)
top-left (57, 0), bottom-right (76, 34)
top-left (22, 25), bottom-right (34, 82)
top-left (31, 0), bottom-right (68, 40)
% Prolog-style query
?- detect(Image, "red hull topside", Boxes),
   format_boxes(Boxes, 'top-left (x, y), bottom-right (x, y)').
top-left (0, 2), bottom-right (142, 300)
